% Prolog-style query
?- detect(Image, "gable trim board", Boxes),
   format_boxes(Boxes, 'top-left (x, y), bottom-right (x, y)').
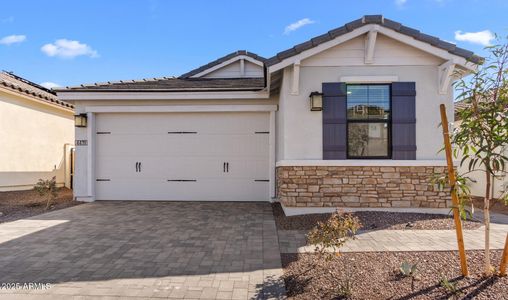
top-left (179, 50), bottom-right (267, 79)
top-left (189, 55), bottom-right (264, 78)
top-left (58, 15), bottom-right (481, 208)
top-left (58, 90), bottom-right (270, 101)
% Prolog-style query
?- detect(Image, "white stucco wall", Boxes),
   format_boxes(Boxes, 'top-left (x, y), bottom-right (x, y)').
top-left (276, 34), bottom-right (454, 161)
top-left (0, 90), bottom-right (74, 191)
top-left (455, 120), bottom-right (507, 198)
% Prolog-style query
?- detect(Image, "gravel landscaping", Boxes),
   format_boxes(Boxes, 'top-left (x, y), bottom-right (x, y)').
top-left (272, 203), bottom-right (482, 231)
top-left (282, 250), bottom-right (507, 300)
top-left (0, 188), bottom-right (80, 223)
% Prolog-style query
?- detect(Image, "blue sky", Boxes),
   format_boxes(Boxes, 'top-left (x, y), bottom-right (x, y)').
top-left (0, 0), bottom-right (507, 88)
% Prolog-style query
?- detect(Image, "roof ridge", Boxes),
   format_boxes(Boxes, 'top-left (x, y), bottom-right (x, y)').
top-left (265, 15), bottom-right (483, 67)
top-left (61, 75), bottom-right (178, 90)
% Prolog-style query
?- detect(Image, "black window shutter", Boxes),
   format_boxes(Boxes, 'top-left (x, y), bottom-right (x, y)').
top-left (322, 82), bottom-right (347, 159)
top-left (391, 82), bottom-right (417, 160)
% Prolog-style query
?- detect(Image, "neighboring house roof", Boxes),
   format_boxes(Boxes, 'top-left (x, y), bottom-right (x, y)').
top-left (59, 77), bottom-right (265, 92)
top-left (265, 15), bottom-right (484, 67)
top-left (0, 71), bottom-right (74, 109)
top-left (179, 50), bottom-right (266, 79)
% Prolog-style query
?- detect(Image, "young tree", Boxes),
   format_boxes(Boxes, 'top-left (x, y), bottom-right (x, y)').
top-left (453, 38), bottom-right (508, 275)
top-left (34, 176), bottom-right (58, 210)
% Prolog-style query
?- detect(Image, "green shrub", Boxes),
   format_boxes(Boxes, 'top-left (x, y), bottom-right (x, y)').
top-left (34, 176), bottom-right (58, 210)
top-left (307, 211), bottom-right (362, 258)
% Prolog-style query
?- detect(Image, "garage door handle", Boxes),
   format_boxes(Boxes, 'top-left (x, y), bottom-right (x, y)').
top-left (226, 162), bottom-right (229, 173)
top-left (223, 162), bottom-right (226, 173)
top-left (135, 162), bottom-right (139, 172)
top-left (139, 162), bottom-right (141, 172)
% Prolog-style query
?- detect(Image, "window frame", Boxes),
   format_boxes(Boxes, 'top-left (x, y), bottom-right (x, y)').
top-left (346, 83), bottom-right (392, 159)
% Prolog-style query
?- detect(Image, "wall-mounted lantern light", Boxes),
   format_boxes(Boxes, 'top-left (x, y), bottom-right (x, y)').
top-left (309, 91), bottom-right (323, 111)
top-left (74, 114), bottom-right (88, 128)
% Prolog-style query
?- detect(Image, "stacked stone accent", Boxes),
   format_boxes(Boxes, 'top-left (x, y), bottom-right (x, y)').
top-left (276, 166), bottom-right (451, 208)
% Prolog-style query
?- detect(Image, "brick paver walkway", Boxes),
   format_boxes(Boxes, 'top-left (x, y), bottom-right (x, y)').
top-left (0, 202), bottom-right (285, 299)
top-left (278, 212), bottom-right (508, 253)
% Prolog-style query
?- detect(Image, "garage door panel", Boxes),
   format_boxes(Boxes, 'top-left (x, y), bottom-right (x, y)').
top-left (164, 157), bottom-right (224, 179)
top-left (95, 112), bottom-right (270, 201)
top-left (97, 134), bottom-right (168, 156)
top-left (96, 179), bottom-right (267, 201)
top-left (223, 159), bottom-right (269, 179)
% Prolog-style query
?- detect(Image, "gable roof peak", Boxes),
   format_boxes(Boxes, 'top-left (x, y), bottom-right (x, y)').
top-left (265, 15), bottom-right (483, 68)
top-left (179, 50), bottom-right (266, 79)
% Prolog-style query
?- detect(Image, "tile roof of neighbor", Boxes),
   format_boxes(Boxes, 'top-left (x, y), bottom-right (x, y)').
top-left (0, 71), bottom-right (74, 109)
top-left (58, 15), bottom-right (482, 93)
top-left (179, 50), bottom-right (266, 79)
top-left (265, 15), bottom-right (484, 67)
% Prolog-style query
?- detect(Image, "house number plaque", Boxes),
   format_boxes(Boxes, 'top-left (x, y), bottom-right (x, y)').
top-left (76, 140), bottom-right (88, 146)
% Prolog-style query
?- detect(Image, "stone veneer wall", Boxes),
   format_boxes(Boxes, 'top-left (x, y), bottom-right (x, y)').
top-left (276, 166), bottom-right (451, 208)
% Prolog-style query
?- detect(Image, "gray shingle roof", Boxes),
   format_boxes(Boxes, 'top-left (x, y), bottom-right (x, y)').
top-left (59, 77), bottom-right (265, 92)
top-left (0, 72), bottom-right (74, 109)
top-left (265, 15), bottom-right (484, 67)
top-left (179, 50), bottom-right (266, 79)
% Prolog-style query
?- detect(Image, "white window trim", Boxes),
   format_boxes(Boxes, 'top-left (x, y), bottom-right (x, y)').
top-left (340, 75), bottom-right (399, 83)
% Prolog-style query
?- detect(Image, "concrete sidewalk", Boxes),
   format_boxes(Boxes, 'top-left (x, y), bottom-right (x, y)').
top-left (278, 212), bottom-right (508, 253)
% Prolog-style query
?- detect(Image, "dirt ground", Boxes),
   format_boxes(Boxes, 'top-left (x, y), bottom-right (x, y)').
top-left (282, 250), bottom-right (507, 300)
top-left (0, 188), bottom-right (80, 223)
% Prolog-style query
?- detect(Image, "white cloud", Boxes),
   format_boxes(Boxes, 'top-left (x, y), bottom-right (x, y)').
top-left (395, 0), bottom-right (407, 7)
top-left (284, 18), bottom-right (315, 35)
top-left (0, 35), bottom-right (26, 45)
top-left (41, 39), bottom-right (98, 58)
top-left (40, 82), bottom-right (60, 89)
top-left (454, 30), bottom-right (495, 46)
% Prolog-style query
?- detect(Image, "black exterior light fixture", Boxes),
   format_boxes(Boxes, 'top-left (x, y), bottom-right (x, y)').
top-left (309, 91), bottom-right (323, 111)
top-left (74, 114), bottom-right (88, 127)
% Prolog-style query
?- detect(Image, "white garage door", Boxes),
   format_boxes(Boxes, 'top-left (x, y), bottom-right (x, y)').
top-left (95, 112), bottom-right (270, 201)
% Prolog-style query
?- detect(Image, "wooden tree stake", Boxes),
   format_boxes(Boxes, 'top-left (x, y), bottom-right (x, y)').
top-left (439, 104), bottom-right (469, 276)
top-left (500, 233), bottom-right (508, 276)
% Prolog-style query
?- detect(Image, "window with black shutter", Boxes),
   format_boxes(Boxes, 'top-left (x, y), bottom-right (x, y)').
top-left (322, 81), bottom-right (416, 160)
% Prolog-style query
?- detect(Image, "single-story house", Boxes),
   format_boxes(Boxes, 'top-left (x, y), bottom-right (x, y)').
top-left (0, 72), bottom-right (75, 191)
top-left (455, 100), bottom-right (507, 199)
top-left (56, 15), bottom-right (482, 214)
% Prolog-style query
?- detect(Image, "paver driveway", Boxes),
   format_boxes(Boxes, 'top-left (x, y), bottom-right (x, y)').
top-left (0, 201), bottom-right (285, 299)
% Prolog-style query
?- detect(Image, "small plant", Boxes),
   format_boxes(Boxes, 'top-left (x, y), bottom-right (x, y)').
top-left (335, 261), bottom-right (354, 299)
top-left (307, 210), bottom-right (362, 259)
top-left (34, 176), bottom-right (58, 210)
top-left (432, 172), bottom-right (474, 220)
top-left (439, 276), bottom-right (461, 299)
top-left (399, 261), bottom-right (418, 291)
